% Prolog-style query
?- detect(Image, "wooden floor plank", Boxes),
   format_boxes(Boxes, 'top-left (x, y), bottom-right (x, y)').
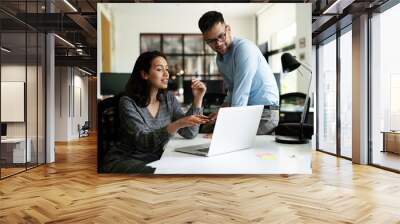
top-left (1, 134), bottom-right (400, 223)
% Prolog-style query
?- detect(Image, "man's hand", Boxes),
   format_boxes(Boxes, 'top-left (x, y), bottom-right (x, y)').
top-left (208, 102), bottom-right (230, 123)
top-left (208, 112), bottom-right (218, 123)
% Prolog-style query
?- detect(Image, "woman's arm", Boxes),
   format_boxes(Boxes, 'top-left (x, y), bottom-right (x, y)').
top-left (169, 79), bottom-right (208, 139)
top-left (192, 79), bottom-right (206, 108)
top-left (170, 94), bottom-right (203, 139)
top-left (119, 97), bottom-right (172, 152)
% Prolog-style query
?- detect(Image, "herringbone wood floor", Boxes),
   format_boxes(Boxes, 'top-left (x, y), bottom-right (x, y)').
top-left (1, 134), bottom-right (400, 224)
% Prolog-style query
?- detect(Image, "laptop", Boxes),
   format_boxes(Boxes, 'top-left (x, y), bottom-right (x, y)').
top-left (174, 105), bottom-right (264, 156)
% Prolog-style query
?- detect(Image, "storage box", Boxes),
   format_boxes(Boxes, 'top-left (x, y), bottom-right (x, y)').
top-left (383, 132), bottom-right (400, 154)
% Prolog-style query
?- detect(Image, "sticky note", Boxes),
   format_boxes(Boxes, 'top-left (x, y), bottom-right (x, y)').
top-left (257, 153), bottom-right (277, 160)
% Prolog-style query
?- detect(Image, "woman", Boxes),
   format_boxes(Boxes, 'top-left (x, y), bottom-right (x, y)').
top-left (104, 51), bottom-right (209, 173)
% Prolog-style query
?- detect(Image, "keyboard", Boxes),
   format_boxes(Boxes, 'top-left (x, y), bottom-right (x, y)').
top-left (197, 148), bottom-right (209, 152)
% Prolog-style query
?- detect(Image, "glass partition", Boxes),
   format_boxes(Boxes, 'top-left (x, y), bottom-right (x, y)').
top-left (1, 31), bottom-right (28, 177)
top-left (0, 2), bottom-right (46, 179)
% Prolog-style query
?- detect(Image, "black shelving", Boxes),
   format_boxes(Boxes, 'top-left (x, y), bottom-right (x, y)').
top-left (140, 33), bottom-right (221, 79)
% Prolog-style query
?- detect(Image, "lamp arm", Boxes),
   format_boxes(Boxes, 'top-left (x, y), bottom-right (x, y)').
top-left (298, 63), bottom-right (312, 141)
top-left (299, 61), bottom-right (312, 73)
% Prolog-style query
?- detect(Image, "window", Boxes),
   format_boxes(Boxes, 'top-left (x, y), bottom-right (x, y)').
top-left (317, 37), bottom-right (337, 154)
top-left (339, 28), bottom-right (352, 158)
top-left (370, 3), bottom-right (400, 171)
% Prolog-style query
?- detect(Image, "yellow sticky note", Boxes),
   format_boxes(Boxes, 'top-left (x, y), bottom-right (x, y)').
top-left (257, 153), bottom-right (277, 160)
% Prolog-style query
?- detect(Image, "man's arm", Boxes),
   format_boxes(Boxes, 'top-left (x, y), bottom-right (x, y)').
top-left (231, 44), bottom-right (258, 107)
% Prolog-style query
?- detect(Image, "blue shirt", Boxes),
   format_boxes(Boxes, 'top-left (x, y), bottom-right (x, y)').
top-left (216, 37), bottom-right (279, 107)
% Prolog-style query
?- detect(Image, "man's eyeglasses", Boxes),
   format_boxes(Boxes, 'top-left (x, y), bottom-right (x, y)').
top-left (205, 26), bottom-right (227, 46)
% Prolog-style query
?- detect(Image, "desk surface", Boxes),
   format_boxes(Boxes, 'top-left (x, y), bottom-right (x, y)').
top-left (148, 134), bottom-right (312, 174)
top-left (1, 138), bottom-right (27, 143)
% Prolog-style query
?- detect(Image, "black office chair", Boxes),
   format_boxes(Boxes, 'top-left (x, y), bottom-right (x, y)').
top-left (97, 94), bottom-right (122, 173)
top-left (78, 121), bottom-right (90, 138)
top-left (278, 92), bottom-right (307, 123)
top-left (275, 93), bottom-right (313, 143)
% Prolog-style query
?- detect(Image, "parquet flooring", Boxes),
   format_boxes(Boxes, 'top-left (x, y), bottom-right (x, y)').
top-left (1, 134), bottom-right (400, 223)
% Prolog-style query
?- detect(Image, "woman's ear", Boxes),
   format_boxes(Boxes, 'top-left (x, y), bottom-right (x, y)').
top-left (140, 70), bottom-right (148, 80)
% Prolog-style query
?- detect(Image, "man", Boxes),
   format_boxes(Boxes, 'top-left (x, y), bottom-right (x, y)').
top-left (198, 11), bottom-right (280, 135)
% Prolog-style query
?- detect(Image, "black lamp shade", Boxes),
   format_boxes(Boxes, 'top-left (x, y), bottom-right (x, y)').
top-left (281, 53), bottom-right (300, 73)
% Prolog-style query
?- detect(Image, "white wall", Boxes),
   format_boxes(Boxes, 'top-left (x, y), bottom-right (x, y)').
top-left (99, 3), bottom-right (261, 74)
top-left (1, 63), bottom-right (47, 164)
top-left (97, 3), bottom-right (113, 99)
top-left (257, 4), bottom-right (296, 45)
top-left (295, 4), bottom-right (312, 94)
top-left (55, 67), bottom-right (70, 141)
top-left (257, 3), bottom-right (312, 94)
top-left (72, 74), bottom-right (89, 138)
top-left (1, 65), bottom-right (27, 138)
top-left (55, 67), bottom-right (89, 141)
top-left (1, 65), bottom-right (42, 136)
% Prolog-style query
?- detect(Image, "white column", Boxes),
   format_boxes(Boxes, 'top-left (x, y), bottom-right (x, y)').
top-left (46, 33), bottom-right (55, 163)
top-left (352, 14), bottom-right (369, 164)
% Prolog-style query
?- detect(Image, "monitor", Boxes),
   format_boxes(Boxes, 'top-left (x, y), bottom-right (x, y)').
top-left (1, 123), bottom-right (7, 137)
top-left (100, 72), bottom-right (131, 96)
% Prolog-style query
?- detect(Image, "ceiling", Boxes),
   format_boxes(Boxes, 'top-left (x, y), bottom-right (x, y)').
top-left (0, 0), bottom-right (393, 73)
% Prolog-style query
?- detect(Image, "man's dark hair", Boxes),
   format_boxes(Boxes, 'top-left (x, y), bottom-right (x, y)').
top-left (198, 11), bottom-right (225, 33)
top-left (125, 51), bottom-right (167, 107)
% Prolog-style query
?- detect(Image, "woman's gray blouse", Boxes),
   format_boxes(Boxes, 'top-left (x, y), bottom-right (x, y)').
top-left (108, 91), bottom-right (202, 163)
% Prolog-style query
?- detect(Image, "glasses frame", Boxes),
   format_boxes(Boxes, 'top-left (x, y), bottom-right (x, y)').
top-left (205, 25), bottom-right (228, 46)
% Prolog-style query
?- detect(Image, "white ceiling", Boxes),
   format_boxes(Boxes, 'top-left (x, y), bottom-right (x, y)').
top-left (105, 3), bottom-right (272, 18)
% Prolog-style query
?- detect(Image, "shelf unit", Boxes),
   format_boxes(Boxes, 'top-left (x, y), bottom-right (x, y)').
top-left (140, 33), bottom-right (222, 80)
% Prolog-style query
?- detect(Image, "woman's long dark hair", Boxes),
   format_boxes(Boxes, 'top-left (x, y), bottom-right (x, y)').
top-left (125, 51), bottom-right (167, 107)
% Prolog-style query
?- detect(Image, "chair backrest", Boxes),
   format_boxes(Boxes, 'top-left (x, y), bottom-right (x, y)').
top-left (97, 94), bottom-right (122, 173)
top-left (82, 121), bottom-right (90, 129)
top-left (279, 92), bottom-right (307, 124)
top-left (279, 92), bottom-right (306, 111)
top-left (300, 96), bottom-right (311, 125)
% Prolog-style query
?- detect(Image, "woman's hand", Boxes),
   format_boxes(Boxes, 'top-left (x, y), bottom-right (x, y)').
top-left (167, 115), bottom-right (210, 134)
top-left (176, 115), bottom-right (210, 128)
top-left (192, 79), bottom-right (206, 108)
top-left (192, 79), bottom-right (206, 98)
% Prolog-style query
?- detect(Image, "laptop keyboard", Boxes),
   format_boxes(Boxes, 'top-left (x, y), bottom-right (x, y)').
top-left (197, 148), bottom-right (209, 152)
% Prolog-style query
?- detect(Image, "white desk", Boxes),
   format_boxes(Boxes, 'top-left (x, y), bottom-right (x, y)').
top-left (1, 138), bottom-right (31, 163)
top-left (148, 134), bottom-right (312, 174)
